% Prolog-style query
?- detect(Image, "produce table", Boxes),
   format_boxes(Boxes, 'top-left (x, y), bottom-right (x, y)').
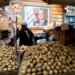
top-left (0, 70), bottom-right (18, 75)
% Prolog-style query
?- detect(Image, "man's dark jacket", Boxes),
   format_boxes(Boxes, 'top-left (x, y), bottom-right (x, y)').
top-left (9, 28), bottom-right (34, 46)
top-left (17, 29), bottom-right (34, 46)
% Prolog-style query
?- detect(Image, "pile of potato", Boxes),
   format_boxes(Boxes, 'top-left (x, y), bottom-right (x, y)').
top-left (19, 41), bottom-right (75, 75)
top-left (0, 46), bottom-right (19, 71)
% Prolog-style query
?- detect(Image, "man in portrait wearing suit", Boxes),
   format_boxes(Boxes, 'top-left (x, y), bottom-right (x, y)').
top-left (34, 8), bottom-right (47, 26)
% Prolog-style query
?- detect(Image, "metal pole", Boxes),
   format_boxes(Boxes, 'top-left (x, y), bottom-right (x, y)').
top-left (14, 16), bottom-right (17, 56)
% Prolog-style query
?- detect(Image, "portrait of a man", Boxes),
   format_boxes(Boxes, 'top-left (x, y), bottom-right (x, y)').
top-left (34, 8), bottom-right (48, 26)
top-left (24, 5), bottom-right (50, 28)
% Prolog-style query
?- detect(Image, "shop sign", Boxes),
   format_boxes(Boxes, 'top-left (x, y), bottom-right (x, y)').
top-left (10, 0), bottom-right (23, 23)
top-left (11, 4), bottom-right (22, 13)
top-left (10, 0), bottom-right (22, 14)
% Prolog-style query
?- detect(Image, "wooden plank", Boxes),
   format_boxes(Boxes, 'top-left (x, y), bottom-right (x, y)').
top-left (0, 70), bottom-right (18, 75)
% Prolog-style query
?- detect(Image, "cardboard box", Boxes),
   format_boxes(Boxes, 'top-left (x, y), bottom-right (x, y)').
top-left (0, 22), bottom-right (10, 30)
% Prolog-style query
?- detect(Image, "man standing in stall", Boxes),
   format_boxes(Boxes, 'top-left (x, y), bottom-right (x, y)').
top-left (9, 22), bottom-right (35, 46)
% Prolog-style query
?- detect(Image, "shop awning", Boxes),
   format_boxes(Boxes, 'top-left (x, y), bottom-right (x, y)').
top-left (43, 0), bottom-right (75, 6)
top-left (0, 0), bottom-right (11, 7)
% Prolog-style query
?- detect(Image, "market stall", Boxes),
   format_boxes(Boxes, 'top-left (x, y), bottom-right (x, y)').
top-left (0, 0), bottom-right (75, 75)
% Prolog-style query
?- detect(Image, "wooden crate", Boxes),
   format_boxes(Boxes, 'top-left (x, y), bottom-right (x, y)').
top-left (0, 70), bottom-right (18, 75)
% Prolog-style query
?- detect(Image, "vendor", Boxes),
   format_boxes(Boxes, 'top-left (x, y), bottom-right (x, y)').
top-left (9, 22), bottom-right (35, 46)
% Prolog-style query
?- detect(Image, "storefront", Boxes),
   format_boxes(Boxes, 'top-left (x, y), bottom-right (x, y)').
top-left (0, 0), bottom-right (75, 43)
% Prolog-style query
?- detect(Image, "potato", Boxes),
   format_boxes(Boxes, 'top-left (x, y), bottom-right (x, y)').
top-left (26, 74), bottom-right (31, 75)
top-left (27, 68), bottom-right (32, 73)
top-left (63, 69), bottom-right (67, 73)
top-left (43, 70), bottom-right (48, 75)
top-left (0, 46), bottom-right (19, 71)
top-left (48, 61), bottom-right (52, 66)
top-left (8, 65), bottom-right (12, 68)
top-left (55, 66), bottom-right (60, 70)
top-left (11, 61), bottom-right (15, 65)
top-left (3, 68), bottom-right (7, 71)
top-left (37, 63), bottom-right (42, 68)
top-left (37, 71), bottom-right (43, 75)
top-left (59, 70), bottom-right (63, 73)
top-left (18, 41), bottom-right (75, 75)
top-left (72, 68), bottom-right (75, 72)
top-left (6, 62), bottom-right (10, 66)
top-left (0, 57), bottom-right (2, 61)
top-left (54, 69), bottom-right (58, 74)
top-left (12, 66), bottom-right (16, 70)
top-left (8, 68), bottom-right (12, 71)
top-left (32, 73), bottom-right (36, 75)
top-left (57, 61), bottom-right (62, 66)
top-left (49, 70), bottom-right (53, 75)
top-left (32, 68), bottom-right (36, 72)
top-left (30, 63), bottom-right (34, 68)
top-left (36, 58), bottom-right (41, 63)
top-left (43, 57), bottom-right (47, 62)
top-left (51, 65), bottom-right (55, 70)
top-left (42, 65), bottom-right (46, 70)
top-left (68, 69), bottom-right (72, 72)
top-left (47, 65), bottom-right (50, 71)
top-left (33, 60), bottom-right (37, 65)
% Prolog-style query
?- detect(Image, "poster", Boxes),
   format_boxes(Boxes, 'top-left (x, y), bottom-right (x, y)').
top-left (9, 0), bottom-right (23, 23)
top-left (24, 5), bottom-right (50, 29)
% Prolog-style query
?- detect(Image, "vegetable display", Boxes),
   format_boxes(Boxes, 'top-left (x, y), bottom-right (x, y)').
top-left (0, 46), bottom-right (19, 71)
top-left (19, 41), bottom-right (75, 75)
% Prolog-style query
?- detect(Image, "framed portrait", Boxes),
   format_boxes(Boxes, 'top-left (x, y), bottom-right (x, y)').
top-left (23, 4), bottom-right (50, 29)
